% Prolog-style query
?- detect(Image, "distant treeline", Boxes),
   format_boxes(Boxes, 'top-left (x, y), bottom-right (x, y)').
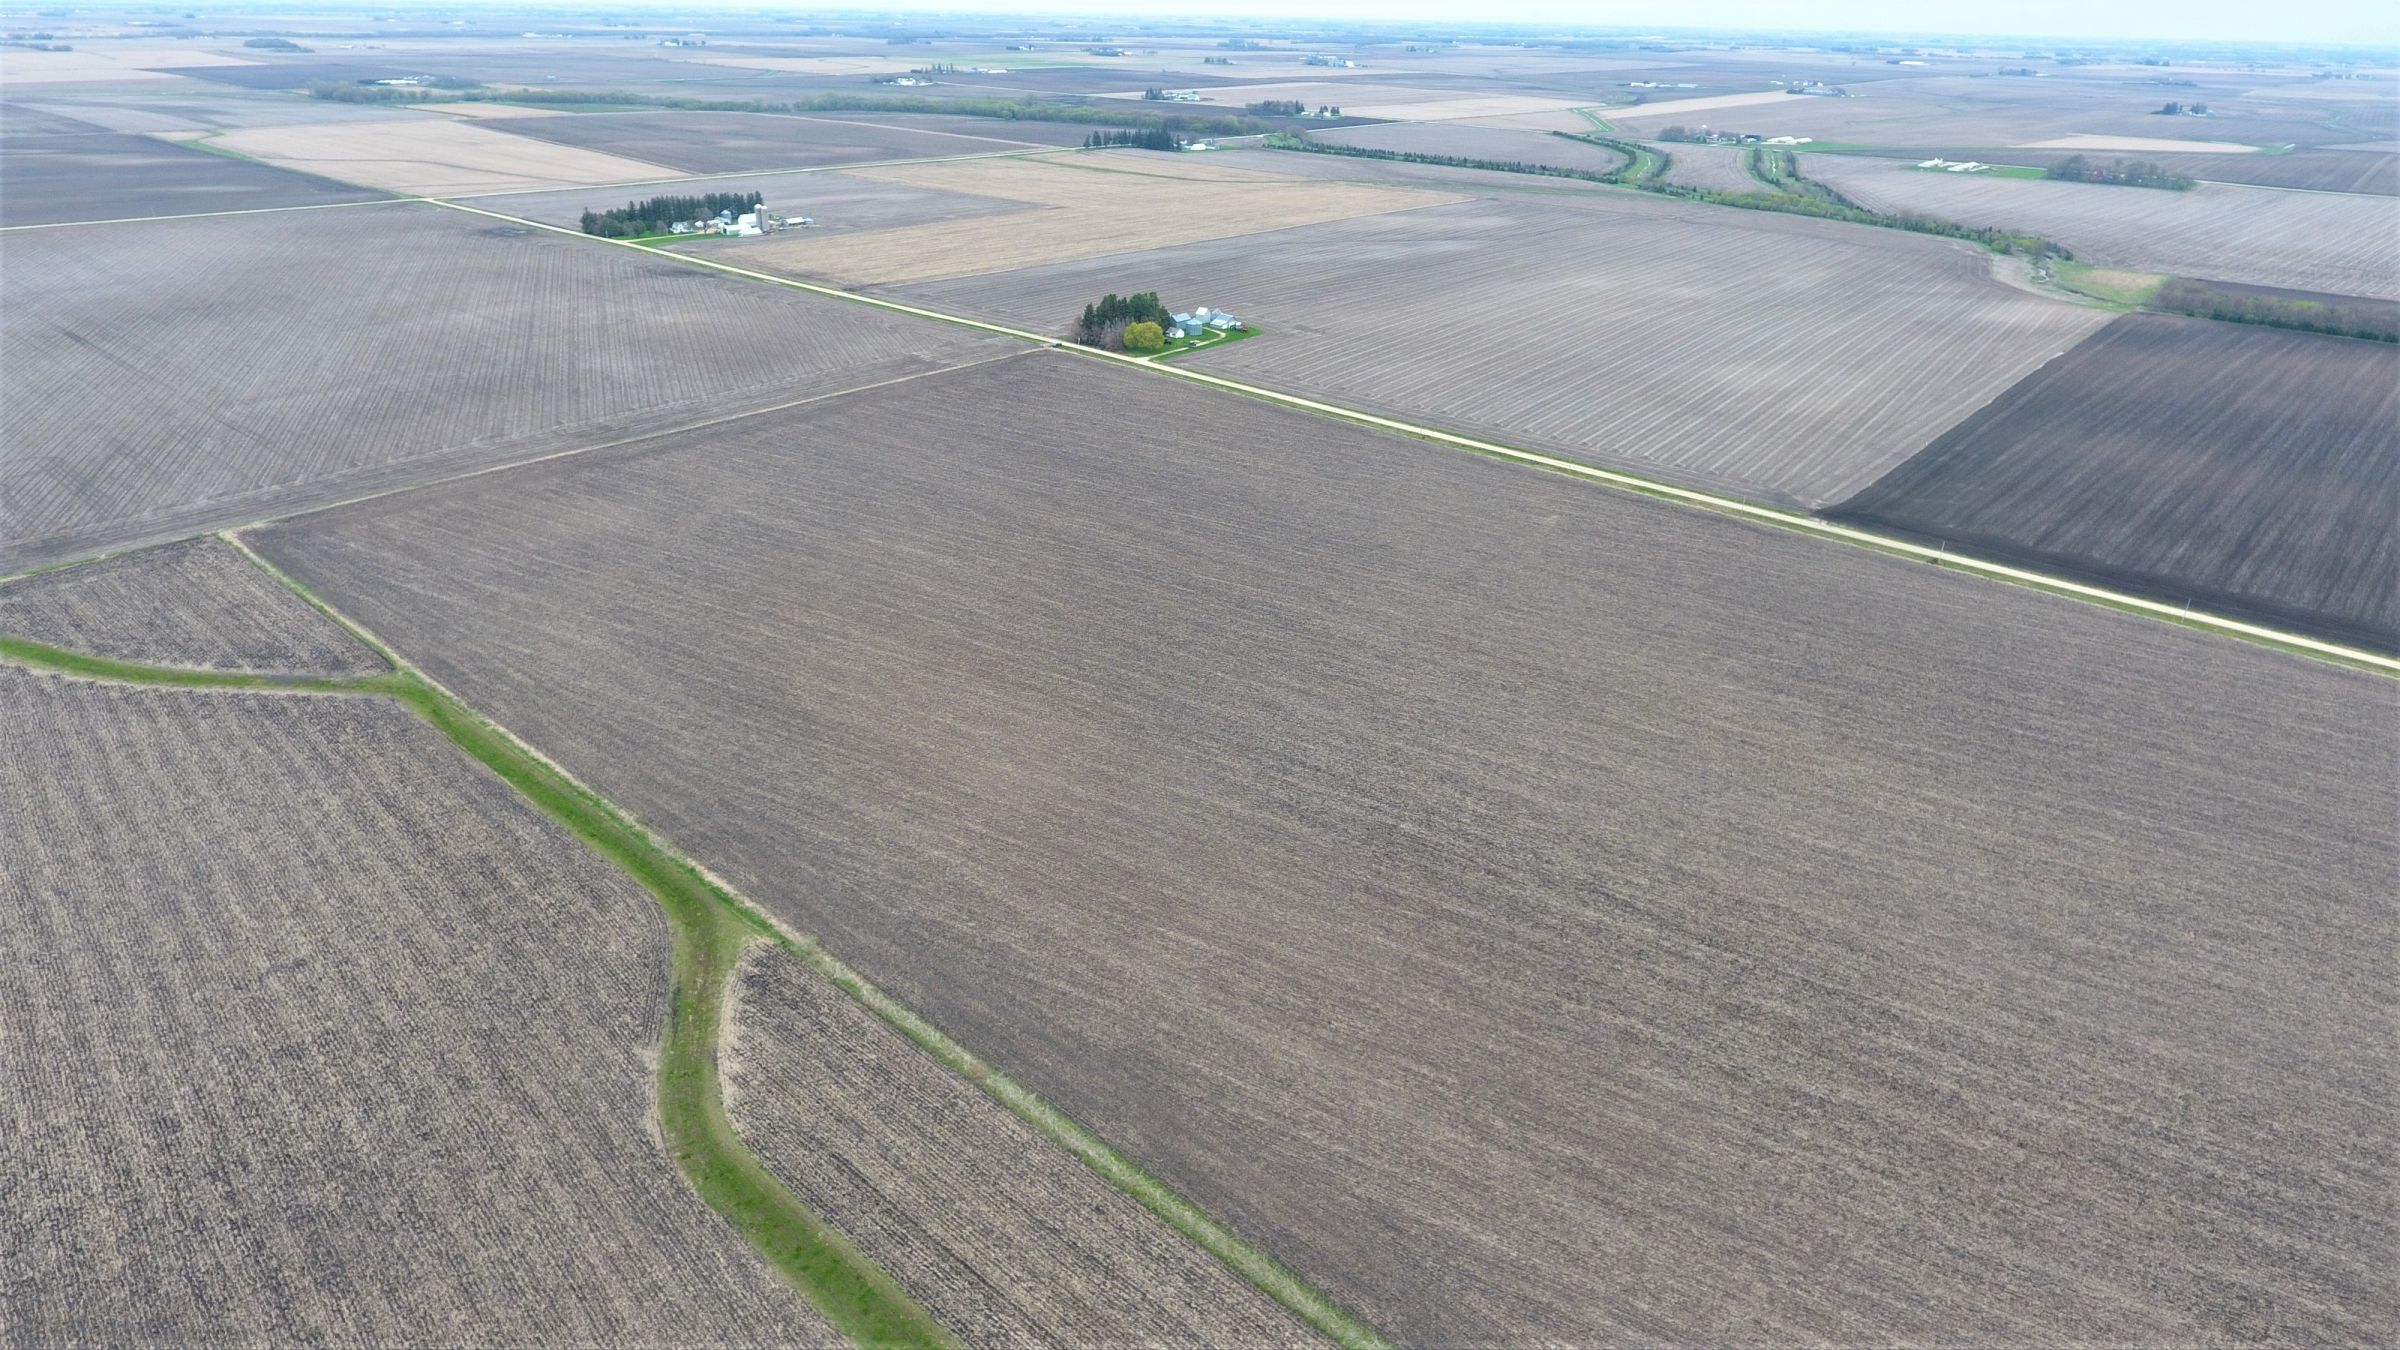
top-left (307, 82), bottom-right (1281, 137)
top-left (1085, 126), bottom-right (1180, 151)
top-left (1268, 131), bottom-right (2072, 260)
top-left (1247, 99), bottom-right (1305, 115)
top-left (580, 192), bottom-right (761, 238)
top-left (2149, 279), bottom-right (2397, 342)
top-left (2044, 154), bottom-right (2195, 190)
top-left (306, 77), bottom-right (479, 101)
top-left (1261, 132), bottom-right (1635, 186)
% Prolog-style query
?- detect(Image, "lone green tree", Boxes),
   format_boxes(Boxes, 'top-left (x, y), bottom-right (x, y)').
top-left (1123, 321), bottom-right (1166, 352)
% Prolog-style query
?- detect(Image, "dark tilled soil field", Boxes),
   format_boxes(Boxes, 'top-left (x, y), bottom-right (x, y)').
top-left (484, 109), bottom-right (1061, 174)
top-left (258, 352), bottom-right (2399, 1348)
top-left (0, 129), bottom-right (388, 226)
top-left (0, 537), bottom-right (383, 677)
top-left (1829, 313), bottom-right (2399, 649)
top-left (0, 202), bottom-right (1012, 571)
top-left (0, 668), bottom-right (835, 1344)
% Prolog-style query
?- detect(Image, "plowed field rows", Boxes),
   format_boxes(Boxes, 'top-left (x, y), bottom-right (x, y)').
top-left (0, 538), bottom-right (383, 677)
top-left (1829, 314), bottom-right (2400, 648)
top-left (209, 115), bottom-right (678, 196)
top-left (1653, 141), bottom-right (1759, 193)
top-left (0, 668), bottom-right (834, 1344)
top-left (258, 352), bottom-right (2398, 1348)
top-left (0, 129), bottom-right (387, 226)
top-left (887, 193), bottom-right (2107, 505)
top-left (486, 109), bottom-right (1060, 175)
top-left (722, 946), bottom-right (1317, 1348)
top-left (0, 203), bottom-right (1011, 569)
top-left (1804, 158), bottom-right (2400, 299)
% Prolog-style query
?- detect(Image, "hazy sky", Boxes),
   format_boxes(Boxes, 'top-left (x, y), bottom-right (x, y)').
top-left (785, 1), bottom-right (2395, 48)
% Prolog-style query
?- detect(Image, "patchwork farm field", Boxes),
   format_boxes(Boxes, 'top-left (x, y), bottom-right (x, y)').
top-left (0, 128), bottom-right (388, 226)
top-left (722, 947), bottom-right (1317, 1347)
top-left (208, 114), bottom-right (680, 195)
top-left (256, 352), bottom-right (2398, 1348)
top-left (0, 538), bottom-right (384, 677)
top-left (1805, 159), bottom-right (2400, 298)
top-left (1830, 314), bottom-right (2400, 649)
top-left (715, 150), bottom-right (1456, 287)
top-left (889, 192), bottom-right (2107, 504)
top-left (484, 109), bottom-right (1064, 175)
top-left (0, 667), bottom-right (834, 1344)
top-left (0, 202), bottom-right (1011, 570)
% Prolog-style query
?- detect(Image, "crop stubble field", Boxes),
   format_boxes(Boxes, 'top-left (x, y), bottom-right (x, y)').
top-left (208, 115), bottom-right (681, 195)
top-left (0, 667), bottom-right (836, 1344)
top-left (1830, 313), bottom-right (2400, 649)
top-left (0, 202), bottom-right (1012, 570)
top-left (888, 192), bottom-right (2108, 505)
top-left (257, 353), bottom-right (2398, 1348)
top-left (0, 538), bottom-right (384, 677)
top-left (710, 151), bottom-right (1457, 287)
top-left (1803, 158), bottom-right (2400, 299)
top-left (722, 945), bottom-right (1318, 1348)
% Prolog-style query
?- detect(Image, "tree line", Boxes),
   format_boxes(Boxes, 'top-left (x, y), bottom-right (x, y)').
top-left (308, 83), bottom-right (1283, 138)
top-left (1084, 126), bottom-right (1181, 151)
top-left (1263, 133), bottom-right (2073, 260)
top-left (2149, 279), bottom-right (2397, 343)
top-left (579, 192), bottom-right (762, 238)
top-left (2043, 155), bottom-right (2195, 190)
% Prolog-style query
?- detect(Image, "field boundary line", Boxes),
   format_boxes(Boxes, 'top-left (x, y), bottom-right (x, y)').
top-left (407, 193), bottom-right (2397, 673)
top-left (209, 535), bottom-right (967, 1350)
top-left (0, 196), bottom-right (411, 232)
top-left (219, 533), bottom-right (1390, 1350)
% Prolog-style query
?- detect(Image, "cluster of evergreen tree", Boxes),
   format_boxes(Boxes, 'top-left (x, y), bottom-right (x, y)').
top-left (1072, 292), bottom-right (1172, 348)
top-left (1247, 99), bottom-right (1305, 115)
top-left (1083, 126), bottom-right (1181, 151)
top-left (2044, 155), bottom-right (2195, 190)
top-left (579, 192), bottom-right (763, 238)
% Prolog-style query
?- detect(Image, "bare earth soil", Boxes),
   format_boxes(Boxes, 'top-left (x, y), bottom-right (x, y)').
top-left (887, 191), bottom-right (2107, 505)
top-left (0, 128), bottom-right (389, 226)
top-left (0, 202), bottom-right (1012, 571)
top-left (1828, 313), bottom-right (2400, 649)
top-left (0, 668), bottom-right (835, 1345)
top-left (0, 537), bottom-right (383, 677)
top-left (209, 115), bottom-right (681, 196)
top-left (484, 109), bottom-right (1063, 175)
top-left (1803, 159), bottom-right (2400, 300)
top-left (723, 945), bottom-right (1320, 1348)
top-left (727, 151), bottom-right (1454, 287)
top-left (257, 352), bottom-right (2399, 1349)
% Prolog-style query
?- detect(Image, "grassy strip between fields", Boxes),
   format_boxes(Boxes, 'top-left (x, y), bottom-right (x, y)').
top-left (0, 623), bottom-right (960, 1350)
top-left (224, 537), bottom-right (1395, 1350)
